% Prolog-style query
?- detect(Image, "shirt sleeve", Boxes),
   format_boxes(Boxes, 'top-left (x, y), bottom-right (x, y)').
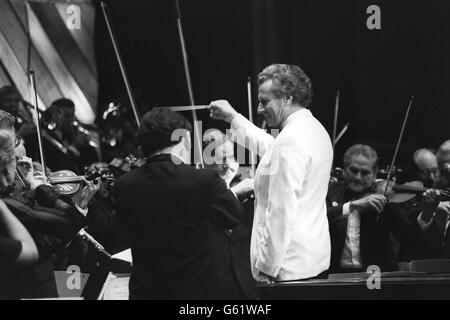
top-left (230, 114), bottom-right (274, 157)
top-left (0, 236), bottom-right (22, 270)
top-left (254, 137), bottom-right (308, 277)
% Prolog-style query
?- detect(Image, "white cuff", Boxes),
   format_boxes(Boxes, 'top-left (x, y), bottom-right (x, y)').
top-left (343, 202), bottom-right (352, 217)
top-left (75, 203), bottom-right (89, 217)
top-left (417, 212), bottom-right (433, 232)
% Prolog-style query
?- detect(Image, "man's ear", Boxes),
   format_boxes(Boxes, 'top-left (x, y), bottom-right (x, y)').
top-left (283, 95), bottom-right (293, 105)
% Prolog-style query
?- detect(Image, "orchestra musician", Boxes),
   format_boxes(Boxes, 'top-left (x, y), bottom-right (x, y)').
top-left (203, 129), bottom-right (257, 299)
top-left (326, 144), bottom-right (396, 272)
top-left (113, 108), bottom-right (245, 299)
top-left (210, 64), bottom-right (334, 282)
top-left (0, 110), bottom-right (99, 298)
top-left (411, 148), bottom-right (443, 188)
top-left (37, 98), bottom-right (99, 173)
top-left (415, 140), bottom-right (450, 259)
top-left (327, 144), bottom-right (449, 270)
top-left (0, 86), bottom-right (36, 140)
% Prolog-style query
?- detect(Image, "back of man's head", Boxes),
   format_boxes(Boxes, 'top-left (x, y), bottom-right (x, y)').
top-left (51, 98), bottom-right (75, 110)
top-left (138, 108), bottom-right (192, 157)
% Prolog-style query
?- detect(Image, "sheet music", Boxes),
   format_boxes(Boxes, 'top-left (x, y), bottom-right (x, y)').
top-left (98, 273), bottom-right (130, 300)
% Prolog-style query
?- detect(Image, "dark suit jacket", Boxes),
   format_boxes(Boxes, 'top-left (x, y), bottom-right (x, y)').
top-left (327, 181), bottom-right (396, 273)
top-left (228, 175), bottom-right (257, 299)
top-left (0, 185), bottom-right (86, 299)
top-left (113, 154), bottom-right (245, 299)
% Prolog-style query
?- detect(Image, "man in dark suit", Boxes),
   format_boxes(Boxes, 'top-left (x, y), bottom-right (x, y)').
top-left (327, 144), bottom-right (396, 273)
top-left (113, 108), bottom-right (245, 299)
top-left (203, 129), bottom-right (256, 299)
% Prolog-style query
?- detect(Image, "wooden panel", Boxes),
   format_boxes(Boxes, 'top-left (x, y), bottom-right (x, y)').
top-left (26, 4), bottom-right (95, 123)
top-left (31, 2), bottom-right (98, 112)
top-left (0, 0), bottom-right (61, 108)
top-left (0, 62), bottom-right (13, 88)
top-left (54, 2), bottom-right (97, 75)
top-left (0, 29), bottom-right (46, 111)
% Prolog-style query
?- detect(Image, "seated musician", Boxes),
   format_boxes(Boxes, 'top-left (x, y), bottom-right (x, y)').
top-left (113, 108), bottom-right (245, 299)
top-left (410, 148), bottom-right (443, 188)
top-left (36, 98), bottom-right (98, 173)
top-left (415, 140), bottom-right (450, 259)
top-left (0, 162), bottom-right (38, 299)
top-left (0, 112), bottom-right (98, 298)
top-left (0, 86), bottom-right (36, 140)
top-left (437, 140), bottom-right (450, 188)
top-left (203, 129), bottom-right (256, 299)
top-left (327, 144), bottom-right (396, 273)
top-left (71, 162), bottom-right (129, 275)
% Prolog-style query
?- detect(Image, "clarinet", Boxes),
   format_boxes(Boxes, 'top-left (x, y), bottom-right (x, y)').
top-left (77, 228), bottom-right (112, 259)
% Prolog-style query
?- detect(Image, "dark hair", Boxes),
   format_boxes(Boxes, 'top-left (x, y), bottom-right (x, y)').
top-left (257, 64), bottom-right (313, 108)
top-left (0, 85), bottom-right (19, 98)
top-left (0, 110), bottom-right (15, 130)
top-left (343, 144), bottom-right (379, 172)
top-left (138, 108), bottom-right (192, 156)
top-left (51, 98), bottom-right (75, 110)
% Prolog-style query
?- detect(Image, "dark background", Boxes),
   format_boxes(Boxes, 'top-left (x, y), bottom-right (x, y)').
top-left (94, 0), bottom-right (450, 169)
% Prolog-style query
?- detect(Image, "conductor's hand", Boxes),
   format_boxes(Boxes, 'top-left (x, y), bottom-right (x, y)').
top-left (350, 194), bottom-right (387, 214)
top-left (209, 100), bottom-right (238, 123)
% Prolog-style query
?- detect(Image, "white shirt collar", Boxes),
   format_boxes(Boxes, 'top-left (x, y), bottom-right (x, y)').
top-left (281, 108), bottom-right (311, 129)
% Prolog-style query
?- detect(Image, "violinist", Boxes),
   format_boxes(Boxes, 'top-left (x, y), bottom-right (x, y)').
top-left (203, 129), bottom-right (256, 299)
top-left (113, 108), bottom-right (244, 299)
top-left (437, 140), bottom-right (450, 188)
top-left (0, 86), bottom-right (36, 139)
top-left (70, 162), bottom-right (128, 274)
top-left (34, 98), bottom-right (98, 173)
top-left (411, 148), bottom-right (443, 188)
top-left (327, 144), bottom-right (396, 273)
top-left (0, 112), bottom-right (98, 298)
top-left (418, 140), bottom-right (450, 259)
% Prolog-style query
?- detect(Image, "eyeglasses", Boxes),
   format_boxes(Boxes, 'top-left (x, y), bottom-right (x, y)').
top-left (15, 135), bottom-right (22, 148)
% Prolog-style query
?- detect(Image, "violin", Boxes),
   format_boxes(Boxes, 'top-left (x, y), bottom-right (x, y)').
top-left (374, 179), bottom-right (450, 204)
top-left (47, 168), bottom-right (115, 196)
top-left (16, 157), bottom-right (114, 196)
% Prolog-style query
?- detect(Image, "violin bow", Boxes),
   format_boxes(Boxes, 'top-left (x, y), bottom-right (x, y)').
top-left (100, 1), bottom-right (142, 129)
top-left (174, 0), bottom-right (204, 168)
top-left (332, 90), bottom-right (340, 152)
top-left (383, 96), bottom-right (414, 196)
top-left (247, 77), bottom-right (256, 177)
top-left (28, 71), bottom-right (47, 181)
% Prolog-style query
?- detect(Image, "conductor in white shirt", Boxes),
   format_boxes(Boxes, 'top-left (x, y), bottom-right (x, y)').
top-left (209, 64), bottom-right (333, 282)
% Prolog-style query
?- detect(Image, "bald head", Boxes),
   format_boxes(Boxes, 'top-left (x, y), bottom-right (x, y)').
top-left (413, 148), bottom-right (440, 187)
top-left (437, 140), bottom-right (450, 182)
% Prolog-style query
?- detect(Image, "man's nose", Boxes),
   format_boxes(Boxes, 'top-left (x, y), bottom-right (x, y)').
top-left (257, 104), bottom-right (264, 114)
top-left (354, 172), bottom-right (363, 180)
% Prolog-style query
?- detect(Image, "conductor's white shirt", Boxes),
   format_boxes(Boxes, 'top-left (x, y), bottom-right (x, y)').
top-left (230, 109), bottom-right (333, 281)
